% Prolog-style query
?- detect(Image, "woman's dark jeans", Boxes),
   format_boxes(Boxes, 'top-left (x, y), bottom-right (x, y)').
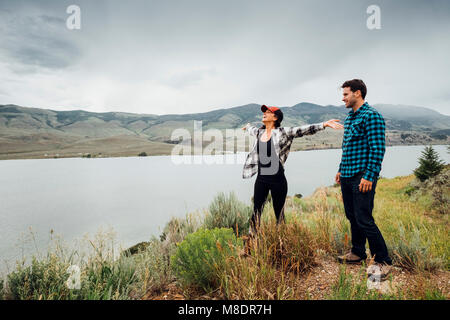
top-left (251, 174), bottom-right (288, 232)
top-left (340, 172), bottom-right (392, 265)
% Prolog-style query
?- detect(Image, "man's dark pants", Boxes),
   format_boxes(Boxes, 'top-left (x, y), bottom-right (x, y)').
top-left (340, 171), bottom-right (392, 265)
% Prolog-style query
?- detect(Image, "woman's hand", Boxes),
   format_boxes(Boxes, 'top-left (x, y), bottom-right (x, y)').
top-left (323, 119), bottom-right (344, 129)
top-left (242, 123), bottom-right (250, 131)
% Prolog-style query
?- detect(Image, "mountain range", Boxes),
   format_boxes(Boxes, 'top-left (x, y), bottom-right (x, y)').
top-left (1, 102), bottom-right (449, 160)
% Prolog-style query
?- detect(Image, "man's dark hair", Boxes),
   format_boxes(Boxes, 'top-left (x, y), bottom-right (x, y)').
top-left (341, 79), bottom-right (367, 99)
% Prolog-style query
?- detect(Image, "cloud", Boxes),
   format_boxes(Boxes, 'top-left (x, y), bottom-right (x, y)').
top-left (0, 3), bottom-right (81, 71)
top-left (162, 68), bottom-right (218, 89)
top-left (0, 0), bottom-right (449, 115)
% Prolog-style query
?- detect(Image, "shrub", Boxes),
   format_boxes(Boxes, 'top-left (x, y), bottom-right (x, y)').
top-left (5, 230), bottom-right (139, 300)
top-left (389, 225), bottom-right (444, 272)
top-left (170, 228), bottom-right (242, 291)
top-left (7, 255), bottom-right (71, 300)
top-left (408, 167), bottom-right (449, 214)
top-left (216, 219), bottom-right (317, 300)
top-left (138, 152), bottom-right (147, 157)
top-left (81, 255), bottom-right (137, 300)
top-left (428, 168), bottom-right (450, 214)
top-left (217, 249), bottom-right (297, 300)
top-left (255, 219), bottom-right (317, 274)
top-left (204, 192), bottom-right (252, 235)
top-left (129, 239), bottom-right (176, 297)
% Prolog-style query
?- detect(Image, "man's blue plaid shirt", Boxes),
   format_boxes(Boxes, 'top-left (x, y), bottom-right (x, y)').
top-left (338, 102), bottom-right (386, 182)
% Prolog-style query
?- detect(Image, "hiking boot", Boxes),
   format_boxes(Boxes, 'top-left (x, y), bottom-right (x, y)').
top-left (367, 262), bottom-right (392, 281)
top-left (337, 251), bottom-right (365, 264)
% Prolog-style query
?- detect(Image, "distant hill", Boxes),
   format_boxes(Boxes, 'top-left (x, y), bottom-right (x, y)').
top-left (0, 102), bottom-right (449, 160)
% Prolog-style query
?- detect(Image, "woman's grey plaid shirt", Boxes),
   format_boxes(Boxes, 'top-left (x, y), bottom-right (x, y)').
top-left (338, 102), bottom-right (386, 182)
top-left (242, 122), bottom-right (325, 179)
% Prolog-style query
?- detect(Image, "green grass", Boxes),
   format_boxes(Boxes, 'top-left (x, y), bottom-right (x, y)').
top-left (327, 265), bottom-right (401, 300)
top-left (283, 175), bottom-right (449, 272)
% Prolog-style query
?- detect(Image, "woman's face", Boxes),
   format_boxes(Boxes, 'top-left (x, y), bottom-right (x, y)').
top-left (262, 110), bottom-right (278, 123)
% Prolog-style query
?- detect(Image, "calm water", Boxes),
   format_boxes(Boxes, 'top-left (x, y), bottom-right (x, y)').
top-left (0, 145), bottom-right (449, 272)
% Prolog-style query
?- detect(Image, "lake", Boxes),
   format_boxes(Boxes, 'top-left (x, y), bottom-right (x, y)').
top-left (0, 145), bottom-right (449, 272)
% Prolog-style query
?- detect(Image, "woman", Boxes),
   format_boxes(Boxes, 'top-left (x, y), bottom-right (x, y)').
top-left (242, 104), bottom-right (343, 233)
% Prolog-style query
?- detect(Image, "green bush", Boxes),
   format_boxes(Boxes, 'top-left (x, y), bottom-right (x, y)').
top-left (7, 255), bottom-right (71, 300)
top-left (5, 228), bottom-right (141, 300)
top-left (81, 256), bottom-right (138, 300)
top-left (408, 167), bottom-right (449, 214)
top-left (428, 167), bottom-right (449, 214)
top-left (389, 225), bottom-right (444, 272)
top-left (204, 192), bottom-right (252, 235)
top-left (6, 253), bottom-right (138, 300)
top-left (170, 228), bottom-right (242, 291)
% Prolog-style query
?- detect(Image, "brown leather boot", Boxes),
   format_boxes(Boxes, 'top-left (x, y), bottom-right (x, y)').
top-left (337, 251), bottom-right (365, 264)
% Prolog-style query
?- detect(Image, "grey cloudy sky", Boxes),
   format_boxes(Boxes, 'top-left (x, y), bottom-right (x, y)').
top-left (0, 0), bottom-right (449, 115)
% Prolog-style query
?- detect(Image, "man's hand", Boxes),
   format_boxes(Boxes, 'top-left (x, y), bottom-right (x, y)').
top-left (335, 172), bottom-right (341, 185)
top-left (359, 178), bottom-right (373, 193)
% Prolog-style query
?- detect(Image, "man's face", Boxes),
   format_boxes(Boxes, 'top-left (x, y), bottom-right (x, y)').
top-left (342, 87), bottom-right (358, 108)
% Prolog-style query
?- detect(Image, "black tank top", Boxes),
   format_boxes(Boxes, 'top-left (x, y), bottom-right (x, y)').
top-left (257, 137), bottom-right (285, 180)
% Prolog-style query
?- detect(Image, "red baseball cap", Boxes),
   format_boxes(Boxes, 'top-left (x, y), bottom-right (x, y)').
top-left (261, 105), bottom-right (280, 113)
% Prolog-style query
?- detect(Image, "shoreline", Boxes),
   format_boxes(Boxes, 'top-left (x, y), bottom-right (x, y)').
top-left (0, 142), bottom-right (448, 161)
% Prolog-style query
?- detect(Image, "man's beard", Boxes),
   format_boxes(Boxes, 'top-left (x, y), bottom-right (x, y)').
top-left (346, 100), bottom-right (355, 109)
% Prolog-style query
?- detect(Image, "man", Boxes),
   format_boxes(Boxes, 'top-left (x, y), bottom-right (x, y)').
top-left (335, 79), bottom-right (392, 279)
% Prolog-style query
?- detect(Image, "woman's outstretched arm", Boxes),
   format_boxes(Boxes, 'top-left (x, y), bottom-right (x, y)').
top-left (242, 123), bottom-right (259, 136)
top-left (285, 122), bottom-right (324, 138)
top-left (285, 119), bottom-right (343, 138)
